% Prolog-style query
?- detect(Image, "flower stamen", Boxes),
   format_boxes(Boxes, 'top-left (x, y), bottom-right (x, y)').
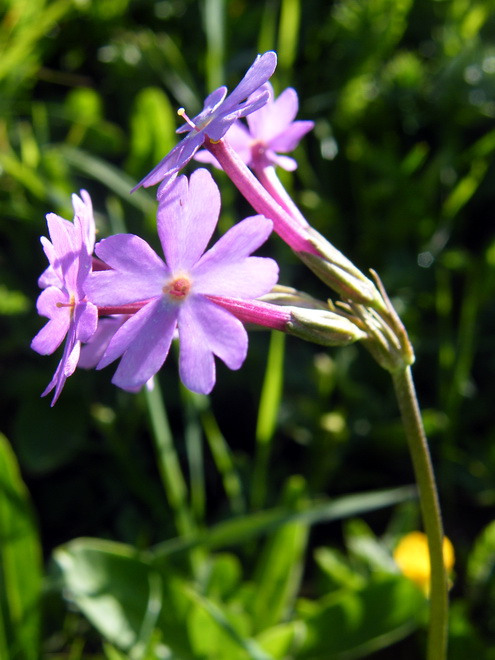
top-left (177, 107), bottom-right (198, 131)
top-left (163, 275), bottom-right (192, 301)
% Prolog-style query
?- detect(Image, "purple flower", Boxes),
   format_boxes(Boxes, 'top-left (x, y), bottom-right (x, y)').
top-left (31, 209), bottom-right (98, 405)
top-left (196, 83), bottom-right (314, 171)
top-left (86, 169), bottom-right (278, 394)
top-left (132, 51), bottom-right (277, 197)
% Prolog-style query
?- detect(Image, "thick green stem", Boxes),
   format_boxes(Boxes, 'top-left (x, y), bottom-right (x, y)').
top-left (391, 366), bottom-right (448, 660)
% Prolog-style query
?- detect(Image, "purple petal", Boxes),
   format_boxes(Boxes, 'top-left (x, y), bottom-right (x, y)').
top-left (194, 256), bottom-right (279, 298)
top-left (64, 340), bottom-right (81, 377)
top-left (256, 87), bottom-right (299, 139)
top-left (85, 270), bottom-right (163, 307)
top-left (39, 237), bottom-right (61, 284)
top-left (31, 314), bottom-right (70, 356)
top-left (41, 323), bottom-right (78, 406)
top-left (270, 120), bottom-right (315, 152)
top-left (235, 88), bottom-right (271, 120)
top-left (94, 234), bottom-right (166, 273)
top-left (157, 169), bottom-right (221, 271)
top-left (87, 234), bottom-right (169, 305)
top-left (132, 131), bottom-right (205, 191)
top-left (74, 300), bottom-right (98, 343)
top-left (268, 152), bottom-right (298, 171)
top-left (73, 215), bottom-right (92, 295)
top-left (36, 285), bottom-right (68, 319)
top-left (46, 214), bottom-right (79, 291)
top-left (72, 189), bottom-right (95, 255)
top-left (38, 264), bottom-right (61, 289)
top-left (178, 297), bottom-right (248, 394)
top-left (103, 299), bottom-right (178, 390)
top-left (195, 215), bottom-right (273, 270)
top-left (206, 89), bottom-right (271, 142)
top-left (222, 52), bottom-right (277, 112)
top-left (78, 316), bottom-right (128, 369)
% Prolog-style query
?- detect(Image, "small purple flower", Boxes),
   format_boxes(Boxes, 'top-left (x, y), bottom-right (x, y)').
top-left (32, 209), bottom-right (98, 405)
top-left (87, 169), bottom-right (278, 394)
top-left (196, 82), bottom-right (314, 171)
top-left (132, 51), bottom-right (277, 197)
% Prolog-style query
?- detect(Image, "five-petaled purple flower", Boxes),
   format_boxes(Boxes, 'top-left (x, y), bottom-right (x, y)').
top-left (31, 208), bottom-right (98, 405)
top-left (132, 51), bottom-right (277, 198)
top-left (196, 82), bottom-right (314, 172)
top-left (86, 168), bottom-right (278, 394)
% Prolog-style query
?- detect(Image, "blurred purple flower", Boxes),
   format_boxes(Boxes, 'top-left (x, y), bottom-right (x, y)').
top-left (132, 51), bottom-right (277, 197)
top-left (31, 209), bottom-right (98, 405)
top-left (196, 83), bottom-right (314, 171)
top-left (87, 169), bottom-right (278, 394)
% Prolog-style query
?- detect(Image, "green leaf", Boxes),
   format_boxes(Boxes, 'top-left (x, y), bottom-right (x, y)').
top-left (467, 519), bottom-right (495, 593)
top-left (250, 476), bottom-right (309, 633)
top-left (53, 538), bottom-right (193, 658)
top-left (151, 486), bottom-right (416, 560)
top-left (297, 575), bottom-right (425, 659)
top-left (0, 433), bottom-right (42, 660)
top-left (185, 586), bottom-right (274, 660)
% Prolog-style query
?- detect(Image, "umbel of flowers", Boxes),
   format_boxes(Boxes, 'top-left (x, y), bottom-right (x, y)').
top-left (31, 51), bottom-right (449, 660)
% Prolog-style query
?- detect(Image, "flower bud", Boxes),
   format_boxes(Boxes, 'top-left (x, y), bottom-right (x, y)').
top-left (287, 308), bottom-right (366, 346)
top-left (298, 227), bottom-right (387, 311)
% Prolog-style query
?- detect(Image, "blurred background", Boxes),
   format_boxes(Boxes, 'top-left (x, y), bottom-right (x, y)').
top-left (1, 0), bottom-right (495, 658)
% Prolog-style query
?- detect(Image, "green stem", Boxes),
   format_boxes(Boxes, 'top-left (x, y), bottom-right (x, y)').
top-left (251, 331), bottom-right (285, 510)
top-left (144, 383), bottom-right (195, 538)
top-left (391, 366), bottom-right (448, 660)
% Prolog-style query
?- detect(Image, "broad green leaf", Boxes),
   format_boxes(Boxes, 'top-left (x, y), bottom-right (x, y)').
top-left (0, 433), bottom-right (42, 660)
top-left (296, 576), bottom-right (426, 659)
top-left (53, 538), bottom-right (193, 658)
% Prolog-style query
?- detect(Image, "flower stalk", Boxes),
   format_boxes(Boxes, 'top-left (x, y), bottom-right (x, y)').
top-left (392, 367), bottom-right (448, 660)
top-left (206, 138), bottom-right (385, 310)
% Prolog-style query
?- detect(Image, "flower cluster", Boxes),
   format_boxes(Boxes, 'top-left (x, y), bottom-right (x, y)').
top-left (33, 51), bottom-right (365, 405)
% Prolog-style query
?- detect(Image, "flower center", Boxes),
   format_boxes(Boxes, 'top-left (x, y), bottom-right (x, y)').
top-left (163, 275), bottom-right (192, 302)
top-left (250, 139), bottom-right (267, 162)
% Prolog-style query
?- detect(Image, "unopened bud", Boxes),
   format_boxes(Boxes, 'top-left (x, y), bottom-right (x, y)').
top-left (287, 308), bottom-right (366, 346)
top-left (298, 228), bottom-right (386, 311)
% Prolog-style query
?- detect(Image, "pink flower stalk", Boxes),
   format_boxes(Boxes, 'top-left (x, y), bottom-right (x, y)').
top-left (132, 52), bottom-right (277, 197)
top-left (31, 210), bottom-right (98, 405)
top-left (205, 137), bottom-right (319, 254)
top-left (86, 169), bottom-right (279, 394)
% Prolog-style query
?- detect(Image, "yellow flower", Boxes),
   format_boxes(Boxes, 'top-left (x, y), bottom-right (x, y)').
top-left (393, 531), bottom-right (455, 596)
